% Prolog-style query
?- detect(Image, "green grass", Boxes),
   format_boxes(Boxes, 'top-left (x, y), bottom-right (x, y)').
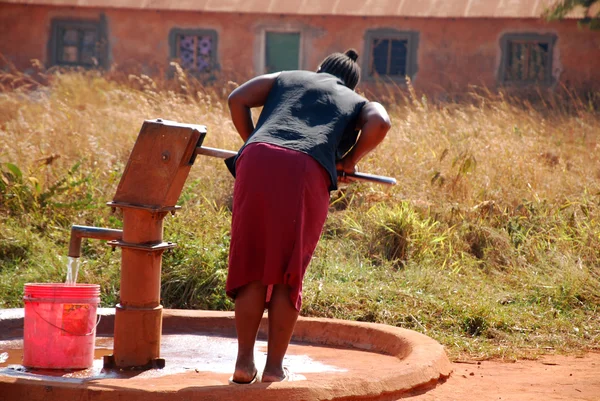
top-left (0, 66), bottom-right (599, 360)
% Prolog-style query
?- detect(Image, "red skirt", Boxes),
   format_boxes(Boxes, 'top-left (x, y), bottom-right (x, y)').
top-left (226, 142), bottom-right (331, 311)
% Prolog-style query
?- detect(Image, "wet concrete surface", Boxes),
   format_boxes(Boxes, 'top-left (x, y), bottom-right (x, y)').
top-left (0, 309), bottom-right (452, 401)
top-left (0, 334), bottom-right (358, 383)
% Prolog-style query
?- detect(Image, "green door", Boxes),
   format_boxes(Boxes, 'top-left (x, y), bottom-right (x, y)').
top-left (265, 32), bottom-right (300, 73)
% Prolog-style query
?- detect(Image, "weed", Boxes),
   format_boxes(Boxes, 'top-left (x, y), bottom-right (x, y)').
top-left (0, 68), bottom-right (598, 359)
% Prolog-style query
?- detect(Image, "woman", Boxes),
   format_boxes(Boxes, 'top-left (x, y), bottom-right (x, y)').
top-left (226, 49), bottom-right (391, 384)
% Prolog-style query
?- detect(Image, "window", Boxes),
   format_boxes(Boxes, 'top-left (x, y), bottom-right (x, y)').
top-left (364, 29), bottom-right (419, 81)
top-left (265, 31), bottom-right (300, 73)
top-left (169, 29), bottom-right (219, 74)
top-left (49, 18), bottom-right (108, 67)
top-left (499, 33), bottom-right (556, 85)
top-left (254, 23), bottom-right (307, 74)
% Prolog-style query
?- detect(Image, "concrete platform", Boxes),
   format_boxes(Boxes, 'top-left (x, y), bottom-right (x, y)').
top-left (0, 309), bottom-right (452, 401)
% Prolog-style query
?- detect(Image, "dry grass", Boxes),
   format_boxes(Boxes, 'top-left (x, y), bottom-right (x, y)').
top-left (1, 63), bottom-right (599, 360)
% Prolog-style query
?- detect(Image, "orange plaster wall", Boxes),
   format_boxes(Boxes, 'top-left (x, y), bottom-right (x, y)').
top-left (1, 3), bottom-right (599, 93)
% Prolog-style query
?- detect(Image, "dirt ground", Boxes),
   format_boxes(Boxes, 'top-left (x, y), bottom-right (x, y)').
top-left (404, 352), bottom-right (600, 401)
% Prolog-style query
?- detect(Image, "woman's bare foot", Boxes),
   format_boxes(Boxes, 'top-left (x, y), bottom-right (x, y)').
top-left (261, 367), bottom-right (306, 382)
top-left (231, 359), bottom-right (258, 384)
top-left (261, 366), bottom-right (286, 383)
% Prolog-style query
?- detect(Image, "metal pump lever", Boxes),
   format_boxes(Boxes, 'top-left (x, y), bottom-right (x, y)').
top-left (195, 146), bottom-right (397, 186)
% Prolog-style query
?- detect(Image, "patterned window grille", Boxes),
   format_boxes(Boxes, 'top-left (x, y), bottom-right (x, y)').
top-left (176, 34), bottom-right (214, 72)
top-left (500, 33), bottom-right (556, 86)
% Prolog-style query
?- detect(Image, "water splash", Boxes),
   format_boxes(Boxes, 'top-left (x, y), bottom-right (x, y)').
top-left (65, 257), bottom-right (79, 285)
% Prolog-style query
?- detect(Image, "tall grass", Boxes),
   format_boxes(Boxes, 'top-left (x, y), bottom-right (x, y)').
top-left (1, 63), bottom-right (599, 360)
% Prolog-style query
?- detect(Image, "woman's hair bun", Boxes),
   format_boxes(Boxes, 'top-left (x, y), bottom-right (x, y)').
top-left (345, 49), bottom-right (359, 62)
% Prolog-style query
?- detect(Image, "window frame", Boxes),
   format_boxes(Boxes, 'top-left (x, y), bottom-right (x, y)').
top-left (498, 33), bottom-right (557, 86)
top-left (49, 17), bottom-right (108, 68)
top-left (168, 28), bottom-right (220, 74)
top-left (253, 22), bottom-right (307, 75)
top-left (363, 29), bottom-right (420, 83)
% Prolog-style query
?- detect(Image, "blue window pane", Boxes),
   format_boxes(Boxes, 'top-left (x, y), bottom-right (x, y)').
top-left (372, 39), bottom-right (389, 75)
top-left (81, 30), bottom-right (97, 64)
top-left (178, 35), bottom-right (196, 70)
top-left (63, 29), bottom-right (79, 45)
top-left (389, 40), bottom-right (407, 76)
top-left (82, 30), bottom-right (96, 45)
top-left (196, 35), bottom-right (213, 71)
top-left (61, 46), bottom-right (78, 63)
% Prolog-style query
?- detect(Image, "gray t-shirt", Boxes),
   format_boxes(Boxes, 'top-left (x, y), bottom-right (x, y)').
top-left (227, 70), bottom-right (367, 191)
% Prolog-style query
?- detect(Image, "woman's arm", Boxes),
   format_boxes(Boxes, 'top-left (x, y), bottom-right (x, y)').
top-left (227, 72), bottom-right (280, 141)
top-left (337, 101), bottom-right (391, 174)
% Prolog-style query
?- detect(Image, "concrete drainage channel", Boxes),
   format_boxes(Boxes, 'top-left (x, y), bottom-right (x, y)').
top-left (0, 309), bottom-right (451, 401)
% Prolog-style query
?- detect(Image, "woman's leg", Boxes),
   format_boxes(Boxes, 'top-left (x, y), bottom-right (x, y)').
top-left (232, 281), bottom-right (268, 383)
top-left (262, 284), bottom-right (299, 382)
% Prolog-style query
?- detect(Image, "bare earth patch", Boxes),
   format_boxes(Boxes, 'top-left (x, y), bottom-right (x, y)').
top-left (405, 352), bottom-right (600, 401)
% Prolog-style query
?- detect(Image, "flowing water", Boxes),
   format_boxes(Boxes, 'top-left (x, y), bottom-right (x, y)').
top-left (65, 257), bottom-right (79, 285)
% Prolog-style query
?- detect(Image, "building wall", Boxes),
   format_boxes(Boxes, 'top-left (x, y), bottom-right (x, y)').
top-left (1, 3), bottom-right (599, 93)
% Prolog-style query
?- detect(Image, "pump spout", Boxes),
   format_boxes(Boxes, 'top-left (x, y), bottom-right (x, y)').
top-left (68, 225), bottom-right (124, 258)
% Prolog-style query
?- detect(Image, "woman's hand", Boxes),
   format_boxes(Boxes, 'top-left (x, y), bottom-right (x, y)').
top-left (336, 158), bottom-right (357, 183)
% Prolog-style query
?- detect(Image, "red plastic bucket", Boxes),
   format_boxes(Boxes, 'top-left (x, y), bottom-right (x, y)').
top-left (23, 283), bottom-right (101, 369)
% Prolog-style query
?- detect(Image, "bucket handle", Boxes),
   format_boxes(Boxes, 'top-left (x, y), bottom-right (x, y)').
top-left (31, 303), bottom-right (102, 337)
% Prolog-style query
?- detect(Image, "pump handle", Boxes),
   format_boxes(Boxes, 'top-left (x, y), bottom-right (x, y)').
top-left (195, 146), bottom-right (396, 186)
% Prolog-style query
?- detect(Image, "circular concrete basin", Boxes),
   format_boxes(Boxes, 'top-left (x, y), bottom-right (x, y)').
top-left (0, 309), bottom-right (452, 400)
